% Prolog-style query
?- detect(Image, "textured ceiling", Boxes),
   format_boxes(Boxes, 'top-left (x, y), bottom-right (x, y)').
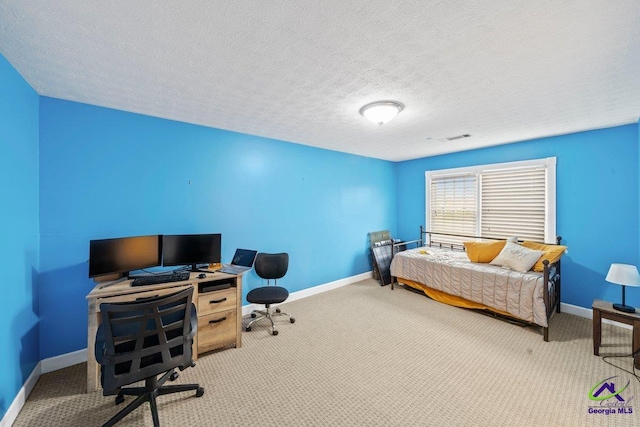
top-left (2, 1), bottom-right (640, 161)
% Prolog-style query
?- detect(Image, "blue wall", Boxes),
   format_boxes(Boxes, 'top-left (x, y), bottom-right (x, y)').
top-left (38, 97), bottom-right (397, 358)
top-left (397, 125), bottom-right (640, 310)
top-left (0, 55), bottom-right (40, 419)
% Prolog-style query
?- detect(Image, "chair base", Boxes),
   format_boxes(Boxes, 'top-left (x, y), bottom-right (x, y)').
top-left (104, 368), bottom-right (204, 427)
top-left (245, 304), bottom-right (295, 335)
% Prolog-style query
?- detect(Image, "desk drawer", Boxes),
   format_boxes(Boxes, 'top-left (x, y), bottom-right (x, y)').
top-left (198, 309), bottom-right (236, 353)
top-left (197, 288), bottom-right (236, 315)
top-left (96, 285), bottom-right (192, 309)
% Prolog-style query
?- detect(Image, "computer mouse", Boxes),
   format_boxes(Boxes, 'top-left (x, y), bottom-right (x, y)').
top-left (198, 273), bottom-right (207, 279)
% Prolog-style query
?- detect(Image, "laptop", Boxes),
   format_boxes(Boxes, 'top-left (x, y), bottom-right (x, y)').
top-left (217, 249), bottom-right (258, 274)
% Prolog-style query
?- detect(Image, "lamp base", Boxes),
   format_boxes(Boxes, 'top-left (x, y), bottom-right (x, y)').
top-left (613, 303), bottom-right (636, 313)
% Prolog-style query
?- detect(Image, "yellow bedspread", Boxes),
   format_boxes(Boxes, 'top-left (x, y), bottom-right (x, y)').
top-left (398, 277), bottom-right (515, 320)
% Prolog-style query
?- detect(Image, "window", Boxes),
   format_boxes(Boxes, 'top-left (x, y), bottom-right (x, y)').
top-left (425, 157), bottom-right (556, 244)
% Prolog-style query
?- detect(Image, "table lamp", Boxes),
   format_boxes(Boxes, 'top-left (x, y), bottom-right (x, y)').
top-left (605, 263), bottom-right (640, 313)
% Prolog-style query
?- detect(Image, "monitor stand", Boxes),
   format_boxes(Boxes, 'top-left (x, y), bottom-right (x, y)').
top-left (190, 264), bottom-right (206, 272)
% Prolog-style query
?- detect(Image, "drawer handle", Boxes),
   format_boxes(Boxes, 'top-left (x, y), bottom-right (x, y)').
top-left (209, 297), bottom-right (227, 304)
top-left (136, 295), bottom-right (159, 301)
top-left (209, 316), bottom-right (227, 324)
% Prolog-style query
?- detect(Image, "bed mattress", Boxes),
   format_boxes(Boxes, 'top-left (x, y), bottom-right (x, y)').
top-left (390, 247), bottom-right (548, 327)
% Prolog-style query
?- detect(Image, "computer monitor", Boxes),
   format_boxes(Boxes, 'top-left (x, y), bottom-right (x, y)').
top-left (162, 234), bottom-right (222, 272)
top-left (89, 235), bottom-right (162, 278)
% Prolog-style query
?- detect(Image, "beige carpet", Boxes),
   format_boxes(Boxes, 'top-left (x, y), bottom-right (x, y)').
top-left (13, 279), bottom-right (640, 426)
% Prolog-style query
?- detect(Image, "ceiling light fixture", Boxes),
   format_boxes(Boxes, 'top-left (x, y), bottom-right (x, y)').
top-left (359, 101), bottom-right (404, 125)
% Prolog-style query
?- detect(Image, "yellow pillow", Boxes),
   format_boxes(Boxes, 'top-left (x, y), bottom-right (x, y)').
top-left (464, 240), bottom-right (506, 263)
top-left (521, 241), bottom-right (568, 272)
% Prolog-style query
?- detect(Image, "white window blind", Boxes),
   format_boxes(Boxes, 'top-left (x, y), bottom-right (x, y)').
top-left (425, 158), bottom-right (556, 244)
top-left (429, 173), bottom-right (477, 245)
top-left (481, 166), bottom-right (546, 241)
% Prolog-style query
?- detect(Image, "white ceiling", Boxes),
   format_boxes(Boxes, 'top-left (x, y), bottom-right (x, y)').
top-left (2, 1), bottom-right (640, 161)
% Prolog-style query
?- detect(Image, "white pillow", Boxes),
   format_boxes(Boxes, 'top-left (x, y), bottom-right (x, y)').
top-left (490, 241), bottom-right (543, 272)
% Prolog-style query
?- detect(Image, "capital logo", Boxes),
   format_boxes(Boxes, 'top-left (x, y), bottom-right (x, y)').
top-left (589, 377), bottom-right (630, 402)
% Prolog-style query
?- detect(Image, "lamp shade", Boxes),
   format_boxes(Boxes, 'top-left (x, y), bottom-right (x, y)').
top-left (605, 263), bottom-right (640, 287)
top-left (359, 101), bottom-right (404, 125)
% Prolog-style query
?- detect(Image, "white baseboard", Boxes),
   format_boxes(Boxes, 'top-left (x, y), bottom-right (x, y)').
top-left (560, 302), bottom-right (590, 318)
top-left (0, 361), bottom-right (41, 427)
top-left (242, 271), bottom-right (372, 316)
top-left (40, 348), bottom-right (87, 374)
top-left (560, 302), bottom-right (632, 329)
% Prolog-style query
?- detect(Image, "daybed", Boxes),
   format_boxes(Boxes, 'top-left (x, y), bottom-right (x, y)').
top-left (389, 228), bottom-right (564, 341)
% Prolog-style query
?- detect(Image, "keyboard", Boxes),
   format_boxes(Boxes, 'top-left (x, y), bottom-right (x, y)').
top-left (131, 271), bottom-right (191, 286)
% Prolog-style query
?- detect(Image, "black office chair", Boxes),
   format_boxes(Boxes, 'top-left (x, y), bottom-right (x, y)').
top-left (95, 287), bottom-right (204, 427)
top-left (245, 252), bottom-right (295, 335)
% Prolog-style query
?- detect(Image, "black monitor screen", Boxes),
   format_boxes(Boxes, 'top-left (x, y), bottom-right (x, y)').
top-left (162, 234), bottom-right (222, 270)
top-left (89, 235), bottom-right (161, 278)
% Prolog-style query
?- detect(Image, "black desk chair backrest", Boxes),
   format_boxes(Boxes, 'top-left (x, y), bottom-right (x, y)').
top-left (255, 252), bottom-right (289, 283)
top-left (246, 252), bottom-right (295, 335)
top-left (95, 287), bottom-right (203, 427)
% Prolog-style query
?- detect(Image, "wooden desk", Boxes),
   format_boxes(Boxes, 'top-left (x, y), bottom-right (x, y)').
top-left (86, 271), bottom-right (242, 393)
top-left (592, 299), bottom-right (640, 369)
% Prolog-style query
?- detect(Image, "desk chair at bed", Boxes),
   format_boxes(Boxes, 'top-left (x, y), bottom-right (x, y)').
top-left (95, 287), bottom-right (204, 427)
top-left (245, 252), bottom-right (295, 335)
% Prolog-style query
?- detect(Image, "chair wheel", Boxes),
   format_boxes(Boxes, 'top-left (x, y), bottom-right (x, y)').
top-left (196, 387), bottom-right (205, 398)
top-left (290, 318), bottom-right (295, 323)
top-left (272, 330), bottom-right (278, 336)
top-left (115, 393), bottom-right (125, 405)
top-left (245, 326), bottom-right (251, 332)
top-left (275, 308), bottom-right (281, 313)
top-left (250, 313), bottom-right (257, 318)
top-left (169, 371), bottom-right (179, 381)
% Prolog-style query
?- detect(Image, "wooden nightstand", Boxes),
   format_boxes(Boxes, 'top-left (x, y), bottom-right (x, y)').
top-left (592, 299), bottom-right (640, 369)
